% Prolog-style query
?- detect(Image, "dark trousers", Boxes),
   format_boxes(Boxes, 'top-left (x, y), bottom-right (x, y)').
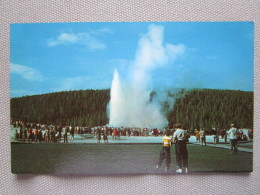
top-left (64, 135), bottom-right (68, 143)
top-left (230, 139), bottom-right (238, 152)
top-left (158, 147), bottom-right (171, 168)
top-left (175, 140), bottom-right (188, 168)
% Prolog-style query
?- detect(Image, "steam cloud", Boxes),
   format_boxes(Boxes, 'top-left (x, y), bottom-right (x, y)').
top-left (109, 24), bottom-right (185, 128)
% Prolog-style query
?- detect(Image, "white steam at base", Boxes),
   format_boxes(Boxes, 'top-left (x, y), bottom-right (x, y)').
top-left (109, 24), bottom-right (185, 128)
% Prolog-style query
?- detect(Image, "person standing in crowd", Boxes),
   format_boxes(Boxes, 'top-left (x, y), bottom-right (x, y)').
top-left (156, 130), bottom-right (172, 173)
top-left (117, 128), bottom-right (121, 139)
top-left (223, 129), bottom-right (227, 142)
top-left (96, 128), bottom-right (101, 143)
top-left (23, 127), bottom-right (27, 141)
top-left (28, 128), bottom-right (33, 142)
top-left (49, 128), bottom-right (54, 142)
top-left (238, 128), bottom-right (244, 141)
top-left (172, 123), bottom-right (189, 173)
top-left (21, 126), bottom-right (26, 142)
top-left (220, 129), bottom-right (227, 142)
top-left (14, 130), bottom-right (19, 140)
top-left (195, 129), bottom-right (200, 143)
top-left (64, 126), bottom-right (68, 143)
top-left (248, 129), bottom-right (253, 141)
top-left (70, 126), bottom-right (75, 141)
top-left (19, 124), bottom-right (23, 140)
top-left (212, 129), bottom-right (217, 144)
top-left (199, 128), bottom-right (206, 146)
top-left (38, 130), bottom-right (43, 142)
top-left (58, 126), bottom-right (62, 141)
top-left (226, 124), bottom-right (239, 153)
top-left (113, 128), bottom-right (117, 140)
top-left (44, 129), bottom-right (50, 143)
top-left (127, 128), bottom-right (131, 137)
top-left (109, 127), bottom-right (113, 136)
top-left (33, 128), bottom-right (39, 142)
top-left (103, 127), bottom-right (108, 144)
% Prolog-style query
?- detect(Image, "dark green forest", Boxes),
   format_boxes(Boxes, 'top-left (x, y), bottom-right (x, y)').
top-left (11, 89), bottom-right (110, 126)
top-left (167, 89), bottom-right (253, 129)
top-left (11, 89), bottom-right (253, 129)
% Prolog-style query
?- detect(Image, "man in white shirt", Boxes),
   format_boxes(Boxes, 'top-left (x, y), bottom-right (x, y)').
top-left (226, 124), bottom-right (239, 153)
top-left (172, 123), bottom-right (189, 173)
top-left (199, 128), bottom-right (206, 146)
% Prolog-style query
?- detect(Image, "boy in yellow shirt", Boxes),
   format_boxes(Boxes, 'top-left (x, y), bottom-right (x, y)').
top-left (156, 130), bottom-right (172, 173)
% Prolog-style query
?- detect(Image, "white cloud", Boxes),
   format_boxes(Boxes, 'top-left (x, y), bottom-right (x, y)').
top-left (81, 33), bottom-right (106, 50)
top-left (47, 28), bottom-right (112, 50)
top-left (58, 33), bottom-right (78, 42)
top-left (48, 33), bottom-right (79, 46)
top-left (10, 63), bottom-right (45, 81)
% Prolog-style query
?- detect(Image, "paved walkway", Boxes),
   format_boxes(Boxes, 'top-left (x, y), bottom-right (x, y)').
top-left (12, 131), bottom-right (253, 153)
top-left (11, 133), bottom-right (232, 144)
top-left (192, 142), bottom-right (253, 153)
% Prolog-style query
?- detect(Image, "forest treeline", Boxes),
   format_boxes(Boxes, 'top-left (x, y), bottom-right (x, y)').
top-left (11, 89), bottom-right (110, 126)
top-left (167, 89), bottom-right (253, 129)
top-left (11, 89), bottom-right (253, 129)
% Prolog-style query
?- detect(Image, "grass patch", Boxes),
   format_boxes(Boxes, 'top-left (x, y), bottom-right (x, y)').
top-left (237, 145), bottom-right (253, 149)
top-left (187, 145), bottom-right (252, 172)
top-left (11, 143), bottom-right (253, 174)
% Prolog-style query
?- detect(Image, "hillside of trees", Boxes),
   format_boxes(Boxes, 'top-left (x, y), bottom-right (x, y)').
top-left (11, 89), bottom-right (253, 129)
top-left (167, 89), bottom-right (253, 129)
top-left (11, 89), bottom-right (110, 126)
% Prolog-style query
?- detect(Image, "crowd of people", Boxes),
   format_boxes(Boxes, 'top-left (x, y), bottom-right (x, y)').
top-left (156, 123), bottom-right (253, 173)
top-left (11, 119), bottom-right (253, 144)
top-left (194, 127), bottom-right (253, 146)
top-left (11, 119), bottom-right (253, 174)
top-left (11, 119), bottom-right (167, 143)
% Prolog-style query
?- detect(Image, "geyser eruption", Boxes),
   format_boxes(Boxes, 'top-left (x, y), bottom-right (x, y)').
top-left (109, 69), bottom-right (126, 125)
top-left (109, 24), bottom-right (185, 128)
top-left (109, 68), bottom-right (167, 128)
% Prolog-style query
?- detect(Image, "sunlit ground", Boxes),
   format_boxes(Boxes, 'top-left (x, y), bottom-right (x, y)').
top-left (11, 143), bottom-right (252, 174)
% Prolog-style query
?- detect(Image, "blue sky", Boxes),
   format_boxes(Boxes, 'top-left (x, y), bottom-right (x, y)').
top-left (10, 22), bottom-right (254, 97)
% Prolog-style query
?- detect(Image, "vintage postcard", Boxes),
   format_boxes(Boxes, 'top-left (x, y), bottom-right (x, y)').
top-left (10, 22), bottom-right (254, 174)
